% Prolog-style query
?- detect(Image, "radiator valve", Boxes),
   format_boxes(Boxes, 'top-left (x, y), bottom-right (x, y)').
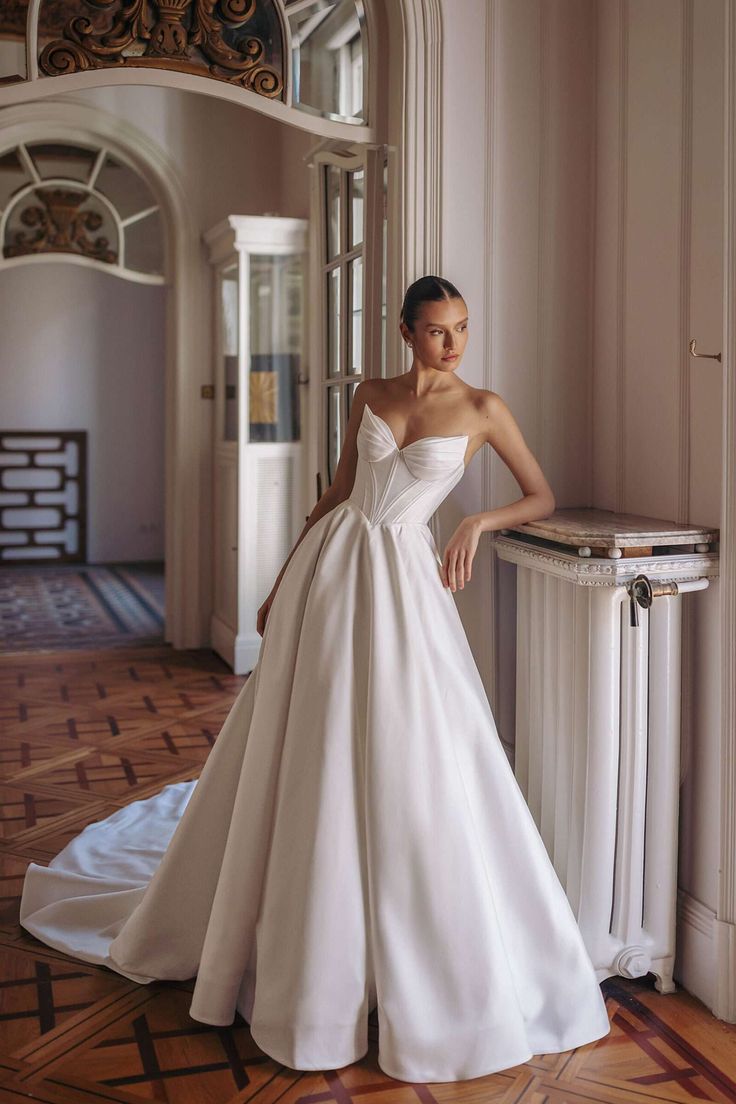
top-left (627, 574), bottom-right (680, 627)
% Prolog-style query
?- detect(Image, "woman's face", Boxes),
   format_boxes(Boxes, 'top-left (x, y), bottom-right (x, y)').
top-left (400, 296), bottom-right (469, 372)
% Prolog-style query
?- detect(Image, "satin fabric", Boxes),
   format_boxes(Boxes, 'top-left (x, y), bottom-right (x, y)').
top-left (20, 402), bottom-right (611, 1082)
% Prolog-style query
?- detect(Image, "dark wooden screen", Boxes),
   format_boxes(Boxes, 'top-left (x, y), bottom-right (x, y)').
top-left (0, 431), bottom-right (87, 564)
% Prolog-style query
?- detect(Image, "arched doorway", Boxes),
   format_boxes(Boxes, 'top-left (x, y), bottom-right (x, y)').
top-left (0, 0), bottom-right (444, 650)
top-left (0, 99), bottom-right (204, 647)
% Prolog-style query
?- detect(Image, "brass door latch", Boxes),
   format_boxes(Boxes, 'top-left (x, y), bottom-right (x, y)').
top-left (689, 338), bottom-right (721, 363)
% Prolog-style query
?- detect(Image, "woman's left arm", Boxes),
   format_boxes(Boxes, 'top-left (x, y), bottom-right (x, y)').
top-left (440, 391), bottom-right (556, 591)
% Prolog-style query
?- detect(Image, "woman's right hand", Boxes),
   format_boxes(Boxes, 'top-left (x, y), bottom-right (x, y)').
top-left (256, 588), bottom-right (278, 637)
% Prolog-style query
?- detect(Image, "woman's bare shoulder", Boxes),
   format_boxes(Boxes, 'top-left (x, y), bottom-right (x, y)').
top-left (462, 387), bottom-right (509, 437)
top-left (352, 378), bottom-right (393, 407)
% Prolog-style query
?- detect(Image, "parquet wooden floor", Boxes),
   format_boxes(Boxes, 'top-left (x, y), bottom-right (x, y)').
top-left (1, 644), bottom-right (735, 1103)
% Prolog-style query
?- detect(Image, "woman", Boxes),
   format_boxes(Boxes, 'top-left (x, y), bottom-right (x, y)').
top-left (20, 275), bottom-right (611, 1084)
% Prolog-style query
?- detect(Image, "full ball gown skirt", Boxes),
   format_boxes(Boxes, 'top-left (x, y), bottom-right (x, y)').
top-left (19, 402), bottom-right (611, 1083)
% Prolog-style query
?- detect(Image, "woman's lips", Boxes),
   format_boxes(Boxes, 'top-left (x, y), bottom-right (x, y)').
top-left (443, 354), bottom-right (458, 360)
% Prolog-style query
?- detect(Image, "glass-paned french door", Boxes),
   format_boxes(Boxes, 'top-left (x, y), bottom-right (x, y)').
top-left (313, 146), bottom-right (388, 489)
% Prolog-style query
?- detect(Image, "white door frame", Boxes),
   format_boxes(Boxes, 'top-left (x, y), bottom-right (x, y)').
top-left (0, 99), bottom-right (207, 648)
top-left (715, 0), bottom-right (736, 1021)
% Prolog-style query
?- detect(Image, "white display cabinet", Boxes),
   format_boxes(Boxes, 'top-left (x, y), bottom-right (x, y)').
top-left (204, 215), bottom-right (308, 673)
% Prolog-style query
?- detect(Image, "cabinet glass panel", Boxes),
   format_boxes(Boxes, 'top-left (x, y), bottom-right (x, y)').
top-left (248, 254), bottom-right (303, 443)
top-left (220, 263), bottom-right (239, 442)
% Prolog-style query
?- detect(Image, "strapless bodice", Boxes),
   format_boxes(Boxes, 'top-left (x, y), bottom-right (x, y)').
top-left (346, 403), bottom-right (468, 526)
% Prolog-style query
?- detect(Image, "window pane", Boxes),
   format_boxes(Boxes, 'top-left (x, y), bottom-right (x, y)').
top-left (124, 209), bottom-right (164, 275)
top-left (0, 149), bottom-right (32, 210)
top-left (0, 30), bottom-right (26, 82)
top-left (349, 255), bottom-right (362, 375)
top-left (326, 385), bottom-right (342, 484)
top-left (346, 379), bottom-right (360, 421)
top-left (349, 32), bottom-right (363, 117)
top-left (286, 0), bottom-right (365, 123)
top-left (325, 164), bottom-right (341, 260)
top-left (96, 154), bottom-right (156, 220)
top-left (328, 266), bottom-right (341, 377)
top-left (27, 142), bottom-right (97, 184)
top-left (349, 168), bottom-right (363, 248)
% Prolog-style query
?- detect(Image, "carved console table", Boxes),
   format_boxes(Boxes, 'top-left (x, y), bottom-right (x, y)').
top-left (494, 508), bottom-right (719, 993)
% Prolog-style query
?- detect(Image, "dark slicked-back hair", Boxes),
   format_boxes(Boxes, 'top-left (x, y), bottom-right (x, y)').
top-left (400, 275), bottom-right (464, 332)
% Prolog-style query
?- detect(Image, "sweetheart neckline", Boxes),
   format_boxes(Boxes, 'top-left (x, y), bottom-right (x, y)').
top-left (362, 402), bottom-right (469, 453)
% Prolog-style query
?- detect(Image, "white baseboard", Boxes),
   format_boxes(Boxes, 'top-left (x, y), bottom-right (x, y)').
top-left (675, 887), bottom-right (716, 1010)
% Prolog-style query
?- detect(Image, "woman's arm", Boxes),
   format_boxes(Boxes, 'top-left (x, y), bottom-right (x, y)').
top-left (470, 390), bottom-right (556, 533)
top-left (439, 390), bottom-right (556, 591)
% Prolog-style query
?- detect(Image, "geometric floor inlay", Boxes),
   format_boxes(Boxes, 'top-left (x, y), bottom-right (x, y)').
top-left (1, 643), bottom-right (735, 1103)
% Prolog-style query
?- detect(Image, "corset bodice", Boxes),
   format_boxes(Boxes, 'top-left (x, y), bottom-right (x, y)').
top-left (346, 403), bottom-right (468, 526)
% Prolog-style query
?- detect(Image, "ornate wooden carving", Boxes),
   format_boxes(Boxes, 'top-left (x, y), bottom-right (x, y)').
top-left (37, 0), bottom-right (284, 96)
top-left (4, 187), bottom-right (118, 262)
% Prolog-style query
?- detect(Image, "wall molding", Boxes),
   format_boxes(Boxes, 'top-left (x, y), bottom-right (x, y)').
top-left (483, 0), bottom-right (500, 708)
top-left (679, 0), bottom-right (694, 526)
top-left (536, 0), bottom-right (550, 468)
top-left (616, 0), bottom-right (629, 513)
top-left (383, 0), bottom-right (444, 540)
top-left (716, 0), bottom-right (736, 1024)
top-left (587, 0), bottom-right (599, 506)
top-left (385, 0), bottom-right (443, 339)
top-left (677, 2), bottom-right (696, 843)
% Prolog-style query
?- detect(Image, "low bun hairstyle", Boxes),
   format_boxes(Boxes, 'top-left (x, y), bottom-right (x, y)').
top-left (400, 275), bottom-right (464, 333)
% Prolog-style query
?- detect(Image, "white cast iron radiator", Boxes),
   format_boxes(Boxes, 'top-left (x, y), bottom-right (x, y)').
top-left (494, 509), bottom-right (718, 993)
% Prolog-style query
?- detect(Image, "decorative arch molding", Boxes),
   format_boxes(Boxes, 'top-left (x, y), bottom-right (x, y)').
top-left (381, 0), bottom-right (442, 337)
top-left (35, 0), bottom-right (285, 97)
top-left (0, 0), bottom-right (373, 143)
top-left (0, 99), bottom-right (205, 649)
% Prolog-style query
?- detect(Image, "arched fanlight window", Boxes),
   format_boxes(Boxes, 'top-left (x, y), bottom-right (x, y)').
top-left (284, 0), bottom-right (366, 123)
top-left (0, 1), bottom-right (367, 127)
top-left (0, 141), bottom-right (165, 283)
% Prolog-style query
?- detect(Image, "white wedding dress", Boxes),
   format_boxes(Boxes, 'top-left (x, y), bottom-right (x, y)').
top-left (20, 402), bottom-right (611, 1083)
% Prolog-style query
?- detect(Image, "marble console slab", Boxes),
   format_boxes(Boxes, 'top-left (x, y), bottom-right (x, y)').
top-left (500, 506), bottom-right (719, 559)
